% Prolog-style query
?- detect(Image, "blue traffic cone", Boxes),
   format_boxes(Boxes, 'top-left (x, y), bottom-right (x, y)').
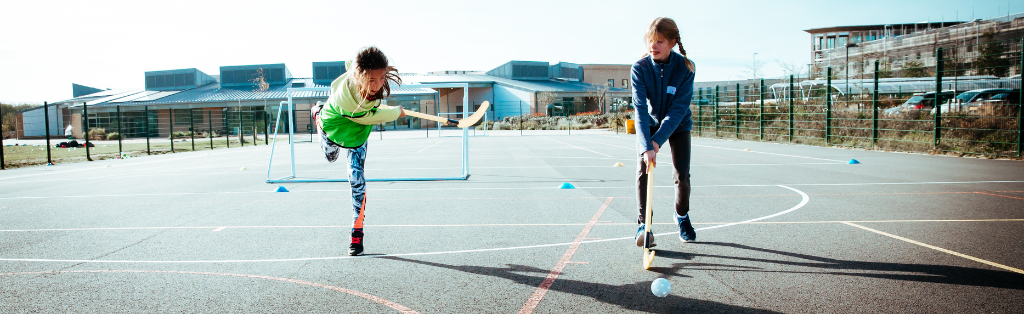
top-left (559, 183), bottom-right (575, 189)
top-left (848, 159), bottom-right (860, 164)
top-left (275, 186), bottom-right (289, 192)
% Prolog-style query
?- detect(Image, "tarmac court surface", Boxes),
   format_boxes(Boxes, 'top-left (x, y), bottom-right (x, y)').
top-left (2, 129), bottom-right (1023, 313)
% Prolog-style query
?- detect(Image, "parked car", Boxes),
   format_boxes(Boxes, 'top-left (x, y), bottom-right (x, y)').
top-left (933, 88), bottom-right (1020, 114)
top-left (883, 91), bottom-right (955, 115)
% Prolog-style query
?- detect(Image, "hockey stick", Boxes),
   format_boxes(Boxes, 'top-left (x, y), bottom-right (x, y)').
top-left (402, 101), bottom-right (490, 128)
top-left (643, 162), bottom-right (656, 270)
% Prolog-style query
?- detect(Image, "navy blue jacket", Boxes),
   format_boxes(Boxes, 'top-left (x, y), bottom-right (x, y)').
top-left (631, 51), bottom-right (695, 153)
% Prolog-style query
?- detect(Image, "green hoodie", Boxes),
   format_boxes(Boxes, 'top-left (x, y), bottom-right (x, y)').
top-left (318, 62), bottom-right (402, 148)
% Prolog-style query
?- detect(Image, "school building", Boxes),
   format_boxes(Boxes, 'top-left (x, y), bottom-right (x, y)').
top-left (807, 12), bottom-right (1024, 78)
top-left (16, 60), bottom-right (632, 139)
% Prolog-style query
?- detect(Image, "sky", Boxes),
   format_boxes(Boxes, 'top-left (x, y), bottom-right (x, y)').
top-left (0, 0), bottom-right (1018, 103)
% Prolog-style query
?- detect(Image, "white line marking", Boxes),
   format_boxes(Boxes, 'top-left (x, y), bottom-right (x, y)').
top-left (416, 141), bottom-right (443, 153)
top-left (573, 138), bottom-right (632, 150)
top-left (692, 144), bottom-right (848, 163)
top-left (6, 219), bottom-right (1022, 233)
top-left (0, 186), bottom-right (808, 263)
top-left (544, 137), bottom-right (613, 157)
top-left (3, 180), bottom-right (1020, 200)
top-left (212, 227), bottom-right (227, 232)
top-left (842, 222), bottom-right (1024, 275)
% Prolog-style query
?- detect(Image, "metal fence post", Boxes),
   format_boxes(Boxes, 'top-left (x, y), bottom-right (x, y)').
top-left (934, 48), bottom-right (944, 148)
top-left (208, 109), bottom-right (214, 150)
top-left (190, 108), bottom-right (195, 150)
top-left (225, 110), bottom-right (230, 148)
top-left (43, 101), bottom-right (52, 165)
top-left (116, 105), bottom-right (123, 155)
top-left (264, 112), bottom-right (269, 145)
top-left (0, 102), bottom-right (4, 169)
top-left (714, 85), bottom-right (720, 137)
top-left (789, 75), bottom-right (794, 142)
top-left (144, 106), bottom-right (150, 155)
top-left (239, 109), bottom-right (244, 147)
top-left (735, 83), bottom-right (741, 139)
top-left (872, 61), bottom-right (880, 147)
top-left (759, 79), bottom-right (764, 141)
top-left (169, 108), bottom-right (175, 153)
top-left (826, 67), bottom-right (832, 144)
top-left (84, 102), bottom-right (92, 161)
top-left (697, 88), bottom-right (703, 137)
top-left (1018, 39), bottom-right (1023, 158)
top-left (0, 103), bottom-right (4, 169)
top-left (251, 110), bottom-right (257, 146)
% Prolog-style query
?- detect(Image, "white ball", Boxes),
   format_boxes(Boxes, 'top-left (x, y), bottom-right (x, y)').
top-left (651, 278), bottom-right (671, 297)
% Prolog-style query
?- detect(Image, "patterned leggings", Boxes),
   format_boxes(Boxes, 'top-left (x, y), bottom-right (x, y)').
top-left (314, 104), bottom-right (368, 233)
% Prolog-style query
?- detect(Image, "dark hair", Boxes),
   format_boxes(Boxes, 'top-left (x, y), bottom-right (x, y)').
top-left (643, 17), bottom-right (696, 72)
top-left (354, 46), bottom-right (402, 98)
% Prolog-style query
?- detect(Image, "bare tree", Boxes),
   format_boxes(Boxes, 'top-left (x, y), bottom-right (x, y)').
top-left (536, 91), bottom-right (559, 115)
top-left (776, 60), bottom-right (804, 79)
top-left (586, 83), bottom-right (610, 113)
top-left (746, 59), bottom-right (767, 79)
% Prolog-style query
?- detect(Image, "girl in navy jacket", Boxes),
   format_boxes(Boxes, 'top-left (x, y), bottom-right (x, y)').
top-left (632, 17), bottom-right (697, 246)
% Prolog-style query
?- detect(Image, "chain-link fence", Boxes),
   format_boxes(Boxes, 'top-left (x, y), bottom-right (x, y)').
top-left (692, 37), bottom-right (1022, 158)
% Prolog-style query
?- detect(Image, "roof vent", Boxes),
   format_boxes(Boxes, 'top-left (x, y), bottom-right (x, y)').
top-left (313, 61), bottom-right (346, 86)
top-left (219, 63), bottom-right (292, 88)
top-left (144, 68), bottom-right (215, 91)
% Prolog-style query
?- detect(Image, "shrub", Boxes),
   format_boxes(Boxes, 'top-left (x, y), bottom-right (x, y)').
top-left (106, 132), bottom-right (120, 140)
top-left (171, 131), bottom-right (192, 139)
top-left (88, 128), bottom-right (106, 140)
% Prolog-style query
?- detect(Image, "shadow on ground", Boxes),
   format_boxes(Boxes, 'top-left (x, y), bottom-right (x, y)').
top-left (654, 242), bottom-right (1024, 291)
top-left (383, 256), bottom-right (780, 313)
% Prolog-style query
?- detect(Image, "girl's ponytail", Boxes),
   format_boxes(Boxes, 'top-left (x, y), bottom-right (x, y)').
top-left (677, 42), bottom-right (696, 72)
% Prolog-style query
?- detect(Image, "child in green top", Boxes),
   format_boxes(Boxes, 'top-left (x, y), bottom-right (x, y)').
top-left (311, 46), bottom-right (405, 256)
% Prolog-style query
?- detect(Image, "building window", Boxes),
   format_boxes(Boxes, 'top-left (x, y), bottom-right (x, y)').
top-left (607, 79), bottom-right (614, 87)
top-left (826, 37), bottom-right (835, 50)
top-left (837, 36), bottom-right (847, 47)
top-left (622, 79), bottom-right (628, 89)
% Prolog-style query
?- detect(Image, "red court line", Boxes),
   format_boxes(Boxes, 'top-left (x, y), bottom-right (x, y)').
top-left (974, 192), bottom-right (1024, 200)
top-left (0, 270), bottom-right (418, 313)
top-left (519, 197), bottom-right (613, 314)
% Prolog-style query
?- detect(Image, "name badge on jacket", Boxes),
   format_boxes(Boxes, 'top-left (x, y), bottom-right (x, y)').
top-left (666, 86), bottom-right (677, 95)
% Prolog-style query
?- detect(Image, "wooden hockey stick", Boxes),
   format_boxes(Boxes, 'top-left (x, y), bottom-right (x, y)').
top-left (402, 101), bottom-right (490, 128)
top-left (643, 162), bottom-right (656, 270)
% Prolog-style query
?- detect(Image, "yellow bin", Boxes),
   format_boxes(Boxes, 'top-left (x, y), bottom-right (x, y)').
top-left (626, 119), bottom-right (636, 134)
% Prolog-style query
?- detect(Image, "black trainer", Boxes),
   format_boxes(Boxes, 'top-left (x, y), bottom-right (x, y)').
top-left (349, 230), bottom-right (364, 256)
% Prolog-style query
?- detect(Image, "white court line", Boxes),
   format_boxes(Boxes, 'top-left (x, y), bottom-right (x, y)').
top-left (416, 141), bottom-right (444, 153)
top-left (3, 180), bottom-right (1023, 200)
top-left (842, 222), bottom-right (1024, 275)
top-left (544, 137), bottom-right (613, 157)
top-left (573, 138), bottom-right (632, 150)
top-left (0, 149), bottom-right (268, 181)
top-left (7, 219), bottom-right (1022, 233)
top-left (0, 186), bottom-right (808, 264)
top-left (692, 144), bottom-right (848, 163)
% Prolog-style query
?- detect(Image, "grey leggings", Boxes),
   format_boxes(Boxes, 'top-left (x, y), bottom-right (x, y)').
top-left (636, 130), bottom-right (691, 224)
